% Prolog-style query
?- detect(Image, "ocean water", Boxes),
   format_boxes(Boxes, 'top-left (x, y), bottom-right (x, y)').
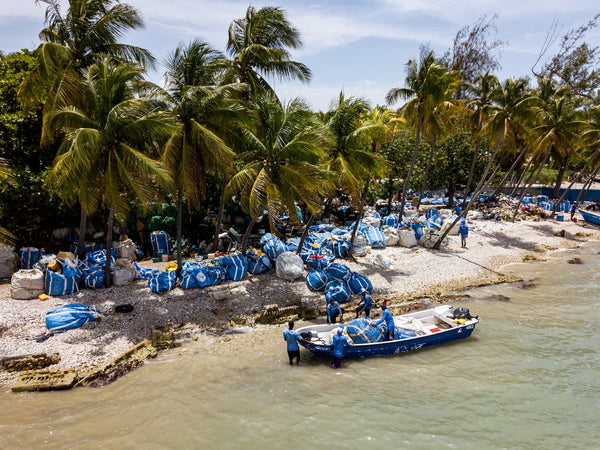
top-left (1, 242), bottom-right (599, 449)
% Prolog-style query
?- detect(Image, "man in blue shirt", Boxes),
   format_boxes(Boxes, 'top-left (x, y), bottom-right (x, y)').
top-left (355, 288), bottom-right (372, 318)
top-left (459, 219), bottom-right (469, 248)
top-left (326, 298), bottom-right (343, 324)
top-left (370, 300), bottom-right (395, 340)
top-left (283, 321), bottom-right (309, 365)
top-left (330, 328), bottom-right (348, 369)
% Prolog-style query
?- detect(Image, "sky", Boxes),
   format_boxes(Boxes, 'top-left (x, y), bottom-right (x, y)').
top-left (1, 0), bottom-right (599, 111)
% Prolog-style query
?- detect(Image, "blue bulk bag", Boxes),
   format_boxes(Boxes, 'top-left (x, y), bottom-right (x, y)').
top-left (86, 249), bottom-right (116, 267)
top-left (347, 272), bottom-right (373, 294)
top-left (303, 246), bottom-right (335, 270)
top-left (326, 263), bottom-right (352, 281)
top-left (325, 238), bottom-right (352, 258)
top-left (179, 261), bottom-right (203, 289)
top-left (382, 214), bottom-right (399, 227)
top-left (263, 238), bottom-right (288, 261)
top-left (82, 266), bottom-right (105, 289)
top-left (219, 253), bottom-right (248, 281)
top-left (345, 318), bottom-right (384, 343)
top-left (325, 280), bottom-right (352, 303)
top-left (147, 270), bottom-right (177, 293)
top-left (19, 247), bottom-right (42, 270)
top-left (285, 237), bottom-right (301, 252)
top-left (202, 263), bottom-right (225, 286)
top-left (306, 269), bottom-right (331, 292)
top-left (246, 251), bottom-right (273, 274)
top-left (360, 226), bottom-right (386, 248)
top-left (45, 303), bottom-right (100, 332)
top-left (259, 233), bottom-right (277, 246)
top-left (133, 262), bottom-right (160, 280)
top-left (45, 263), bottom-right (80, 296)
top-left (69, 243), bottom-right (95, 257)
top-left (150, 231), bottom-right (170, 256)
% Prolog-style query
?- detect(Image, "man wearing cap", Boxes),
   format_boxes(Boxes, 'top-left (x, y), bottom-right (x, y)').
top-left (330, 327), bottom-right (348, 369)
top-left (326, 297), bottom-right (343, 324)
top-left (459, 219), bottom-right (469, 248)
top-left (325, 286), bottom-right (333, 304)
top-left (370, 300), bottom-right (395, 340)
top-left (355, 288), bottom-right (372, 318)
top-left (283, 320), bottom-right (309, 365)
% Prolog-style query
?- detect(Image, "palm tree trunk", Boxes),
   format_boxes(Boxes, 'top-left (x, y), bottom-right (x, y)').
top-left (416, 136), bottom-right (436, 210)
top-left (550, 147), bottom-right (600, 217)
top-left (399, 109), bottom-right (423, 222)
top-left (511, 145), bottom-right (552, 222)
top-left (212, 177), bottom-right (227, 250)
top-left (489, 145), bottom-right (529, 200)
top-left (462, 140), bottom-right (480, 205)
top-left (551, 154), bottom-right (570, 199)
top-left (350, 179), bottom-right (370, 251)
top-left (296, 213), bottom-right (315, 255)
top-left (510, 152), bottom-right (536, 197)
top-left (175, 188), bottom-right (183, 277)
top-left (104, 206), bottom-right (115, 288)
top-left (77, 203), bottom-right (87, 260)
top-left (386, 175), bottom-right (394, 214)
top-left (577, 164), bottom-right (600, 204)
top-left (433, 165), bottom-right (501, 250)
top-left (241, 217), bottom-right (257, 256)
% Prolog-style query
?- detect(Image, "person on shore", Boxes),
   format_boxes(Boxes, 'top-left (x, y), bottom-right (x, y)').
top-left (330, 327), bottom-right (348, 369)
top-left (327, 298), bottom-right (343, 324)
top-left (459, 219), bottom-right (469, 248)
top-left (283, 320), bottom-right (309, 365)
top-left (571, 201), bottom-right (578, 221)
top-left (355, 288), bottom-right (372, 318)
top-left (370, 300), bottom-right (395, 340)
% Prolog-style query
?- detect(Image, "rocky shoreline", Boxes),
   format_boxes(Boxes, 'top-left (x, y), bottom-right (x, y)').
top-left (1, 216), bottom-right (598, 390)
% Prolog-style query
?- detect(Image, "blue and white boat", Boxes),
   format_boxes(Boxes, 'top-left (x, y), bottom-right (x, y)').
top-left (297, 305), bottom-right (479, 358)
top-left (579, 209), bottom-right (600, 226)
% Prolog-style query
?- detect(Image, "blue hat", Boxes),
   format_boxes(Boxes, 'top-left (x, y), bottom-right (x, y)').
top-left (337, 328), bottom-right (343, 335)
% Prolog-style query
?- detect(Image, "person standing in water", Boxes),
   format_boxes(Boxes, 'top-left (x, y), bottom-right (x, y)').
top-left (283, 321), bottom-right (309, 365)
top-left (330, 328), bottom-right (348, 369)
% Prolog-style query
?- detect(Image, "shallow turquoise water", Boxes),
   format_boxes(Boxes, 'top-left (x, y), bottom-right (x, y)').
top-left (1, 242), bottom-right (599, 449)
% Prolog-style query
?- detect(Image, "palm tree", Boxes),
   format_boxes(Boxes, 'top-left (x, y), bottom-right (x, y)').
top-left (0, 158), bottom-right (16, 246)
top-left (462, 72), bottom-right (498, 203)
top-left (19, 0), bottom-right (154, 259)
top-left (226, 93), bottom-right (331, 254)
top-left (48, 58), bottom-right (176, 286)
top-left (161, 39), bottom-right (244, 273)
top-left (224, 6), bottom-right (310, 98)
top-left (386, 51), bottom-right (450, 221)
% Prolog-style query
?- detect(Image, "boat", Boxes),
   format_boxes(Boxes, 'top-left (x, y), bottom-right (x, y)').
top-left (297, 305), bottom-right (479, 358)
top-left (579, 209), bottom-right (600, 226)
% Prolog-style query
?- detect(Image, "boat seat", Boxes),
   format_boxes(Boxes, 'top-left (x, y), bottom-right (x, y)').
top-left (434, 312), bottom-right (458, 327)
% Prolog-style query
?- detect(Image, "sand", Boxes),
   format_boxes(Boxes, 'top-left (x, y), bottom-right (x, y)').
top-left (1, 214), bottom-right (598, 388)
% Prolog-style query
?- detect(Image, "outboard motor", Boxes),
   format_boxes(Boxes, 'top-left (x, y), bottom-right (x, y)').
top-left (300, 331), bottom-right (319, 340)
top-left (453, 307), bottom-right (472, 320)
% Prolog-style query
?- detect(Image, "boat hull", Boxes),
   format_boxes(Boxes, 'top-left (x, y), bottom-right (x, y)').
top-left (579, 209), bottom-right (600, 225)
top-left (299, 323), bottom-right (476, 358)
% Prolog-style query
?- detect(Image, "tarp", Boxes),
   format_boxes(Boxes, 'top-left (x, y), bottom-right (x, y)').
top-left (45, 303), bottom-right (100, 332)
top-left (306, 269), bottom-right (331, 292)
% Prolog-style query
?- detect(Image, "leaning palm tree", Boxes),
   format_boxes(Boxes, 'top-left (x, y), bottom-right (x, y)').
top-left (386, 51), bottom-right (451, 220)
top-left (160, 39), bottom-right (244, 273)
top-left (19, 0), bottom-right (154, 258)
top-left (224, 5), bottom-right (311, 98)
top-left (48, 58), bottom-right (176, 286)
top-left (227, 93), bottom-right (331, 254)
top-left (0, 159), bottom-right (16, 246)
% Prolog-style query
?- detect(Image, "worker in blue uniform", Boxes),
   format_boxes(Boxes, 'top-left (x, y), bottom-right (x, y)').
top-left (370, 300), bottom-right (395, 340)
top-left (326, 298), bottom-right (343, 324)
top-left (355, 288), bottom-right (372, 318)
top-left (330, 328), bottom-right (348, 369)
top-left (283, 320), bottom-right (309, 365)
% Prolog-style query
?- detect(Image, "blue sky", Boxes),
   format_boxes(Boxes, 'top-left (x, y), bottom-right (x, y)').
top-left (1, 0), bottom-right (598, 111)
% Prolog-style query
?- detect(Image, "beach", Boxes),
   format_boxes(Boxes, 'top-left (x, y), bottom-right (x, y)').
top-left (1, 214), bottom-right (598, 389)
